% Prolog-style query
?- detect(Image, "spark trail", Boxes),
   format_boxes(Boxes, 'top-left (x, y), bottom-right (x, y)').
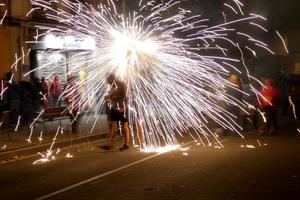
top-left (28, 0), bottom-right (277, 150)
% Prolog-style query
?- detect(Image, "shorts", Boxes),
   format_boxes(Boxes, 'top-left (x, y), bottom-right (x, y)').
top-left (109, 109), bottom-right (129, 123)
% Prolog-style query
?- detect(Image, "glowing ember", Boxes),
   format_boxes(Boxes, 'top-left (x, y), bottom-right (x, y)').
top-left (141, 145), bottom-right (181, 153)
top-left (66, 153), bottom-right (74, 158)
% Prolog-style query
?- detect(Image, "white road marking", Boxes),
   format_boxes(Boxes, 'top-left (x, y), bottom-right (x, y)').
top-left (36, 139), bottom-right (229, 200)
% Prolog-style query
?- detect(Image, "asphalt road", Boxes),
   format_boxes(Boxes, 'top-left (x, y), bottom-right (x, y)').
top-left (0, 133), bottom-right (300, 200)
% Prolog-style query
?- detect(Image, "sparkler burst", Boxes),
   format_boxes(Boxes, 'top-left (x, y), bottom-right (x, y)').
top-left (26, 0), bottom-right (278, 150)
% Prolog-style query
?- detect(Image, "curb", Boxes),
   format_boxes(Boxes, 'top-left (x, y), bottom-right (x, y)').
top-left (0, 132), bottom-right (108, 161)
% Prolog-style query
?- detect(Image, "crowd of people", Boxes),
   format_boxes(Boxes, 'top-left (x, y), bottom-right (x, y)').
top-left (1, 70), bottom-right (299, 150)
top-left (0, 72), bottom-right (65, 125)
top-left (224, 73), bottom-right (299, 135)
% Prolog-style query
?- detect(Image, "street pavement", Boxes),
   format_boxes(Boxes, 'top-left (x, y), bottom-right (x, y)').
top-left (0, 115), bottom-right (109, 161)
top-left (0, 127), bottom-right (300, 200)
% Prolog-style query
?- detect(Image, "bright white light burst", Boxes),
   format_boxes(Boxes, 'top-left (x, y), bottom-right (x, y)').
top-left (28, 0), bottom-right (276, 149)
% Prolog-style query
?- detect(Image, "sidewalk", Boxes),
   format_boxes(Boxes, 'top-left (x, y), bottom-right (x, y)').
top-left (0, 114), bottom-right (109, 159)
top-left (0, 112), bottom-right (298, 161)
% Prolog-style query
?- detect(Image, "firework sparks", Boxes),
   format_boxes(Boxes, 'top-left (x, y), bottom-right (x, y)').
top-left (256, 139), bottom-right (262, 147)
top-left (27, 0), bottom-right (279, 150)
top-left (241, 144), bottom-right (256, 149)
top-left (0, 9), bottom-right (7, 25)
top-left (0, 79), bottom-right (8, 100)
top-left (288, 96), bottom-right (297, 120)
top-left (26, 126), bottom-right (34, 143)
top-left (38, 131), bottom-right (43, 142)
top-left (66, 153), bottom-right (74, 158)
top-left (14, 115), bottom-right (21, 132)
top-left (276, 31), bottom-right (289, 54)
top-left (33, 126), bottom-right (61, 165)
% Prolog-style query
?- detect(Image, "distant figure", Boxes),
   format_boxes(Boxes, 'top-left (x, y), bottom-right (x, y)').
top-left (41, 77), bottom-right (49, 109)
top-left (30, 76), bottom-right (42, 112)
top-left (102, 73), bottom-right (130, 151)
top-left (0, 78), bottom-right (9, 112)
top-left (241, 79), bottom-right (258, 131)
top-left (6, 72), bottom-right (21, 124)
top-left (65, 74), bottom-right (80, 133)
top-left (49, 75), bottom-right (61, 107)
top-left (226, 74), bottom-right (242, 130)
top-left (259, 79), bottom-right (280, 134)
top-left (19, 80), bottom-right (34, 125)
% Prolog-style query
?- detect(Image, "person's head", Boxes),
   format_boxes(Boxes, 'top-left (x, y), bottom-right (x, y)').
top-left (53, 75), bottom-right (59, 81)
top-left (106, 73), bottom-right (116, 85)
top-left (228, 74), bottom-right (240, 86)
top-left (67, 74), bottom-right (75, 82)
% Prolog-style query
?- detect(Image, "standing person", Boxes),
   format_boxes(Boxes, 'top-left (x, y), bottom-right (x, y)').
top-left (102, 73), bottom-right (130, 151)
top-left (30, 76), bottom-right (42, 112)
top-left (226, 74), bottom-right (242, 130)
top-left (19, 80), bottom-right (34, 125)
top-left (259, 79), bottom-right (280, 134)
top-left (65, 74), bottom-right (80, 133)
top-left (241, 79), bottom-right (258, 131)
top-left (6, 72), bottom-right (21, 124)
top-left (0, 78), bottom-right (9, 112)
top-left (41, 77), bottom-right (49, 109)
top-left (49, 75), bottom-right (61, 107)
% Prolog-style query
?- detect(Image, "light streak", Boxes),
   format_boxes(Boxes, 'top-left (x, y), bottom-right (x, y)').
top-left (27, 0), bottom-right (277, 150)
top-left (288, 96), bottom-right (297, 119)
top-left (14, 115), bottom-right (21, 132)
top-left (26, 126), bottom-right (34, 143)
top-left (245, 46), bottom-right (257, 58)
top-left (56, 148), bottom-right (61, 154)
top-left (30, 110), bottom-right (45, 128)
top-left (276, 30), bottom-right (289, 54)
top-left (0, 9), bottom-right (7, 25)
top-left (256, 139), bottom-right (261, 147)
top-left (141, 145), bottom-right (180, 153)
top-left (33, 126), bottom-right (61, 165)
top-left (66, 153), bottom-right (73, 158)
top-left (224, 3), bottom-right (238, 14)
top-left (0, 79), bottom-right (7, 100)
top-left (241, 144), bottom-right (256, 149)
top-left (249, 22), bottom-right (268, 32)
top-left (257, 108), bottom-right (267, 123)
top-left (10, 53), bottom-right (22, 71)
top-left (1, 144), bottom-right (6, 150)
top-left (38, 131), bottom-right (43, 142)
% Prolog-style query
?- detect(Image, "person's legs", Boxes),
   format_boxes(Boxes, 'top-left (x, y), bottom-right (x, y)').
top-left (241, 114), bottom-right (248, 131)
top-left (122, 122), bottom-right (130, 146)
top-left (269, 107), bottom-right (277, 134)
top-left (259, 106), bottom-right (269, 134)
top-left (266, 107), bottom-right (273, 130)
top-left (119, 109), bottom-right (130, 150)
top-left (107, 121), bottom-right (116, 145)
top-left (135, 119), bottom-right (143, 147)
top-left (251, 110), bottom-right (258, 130)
